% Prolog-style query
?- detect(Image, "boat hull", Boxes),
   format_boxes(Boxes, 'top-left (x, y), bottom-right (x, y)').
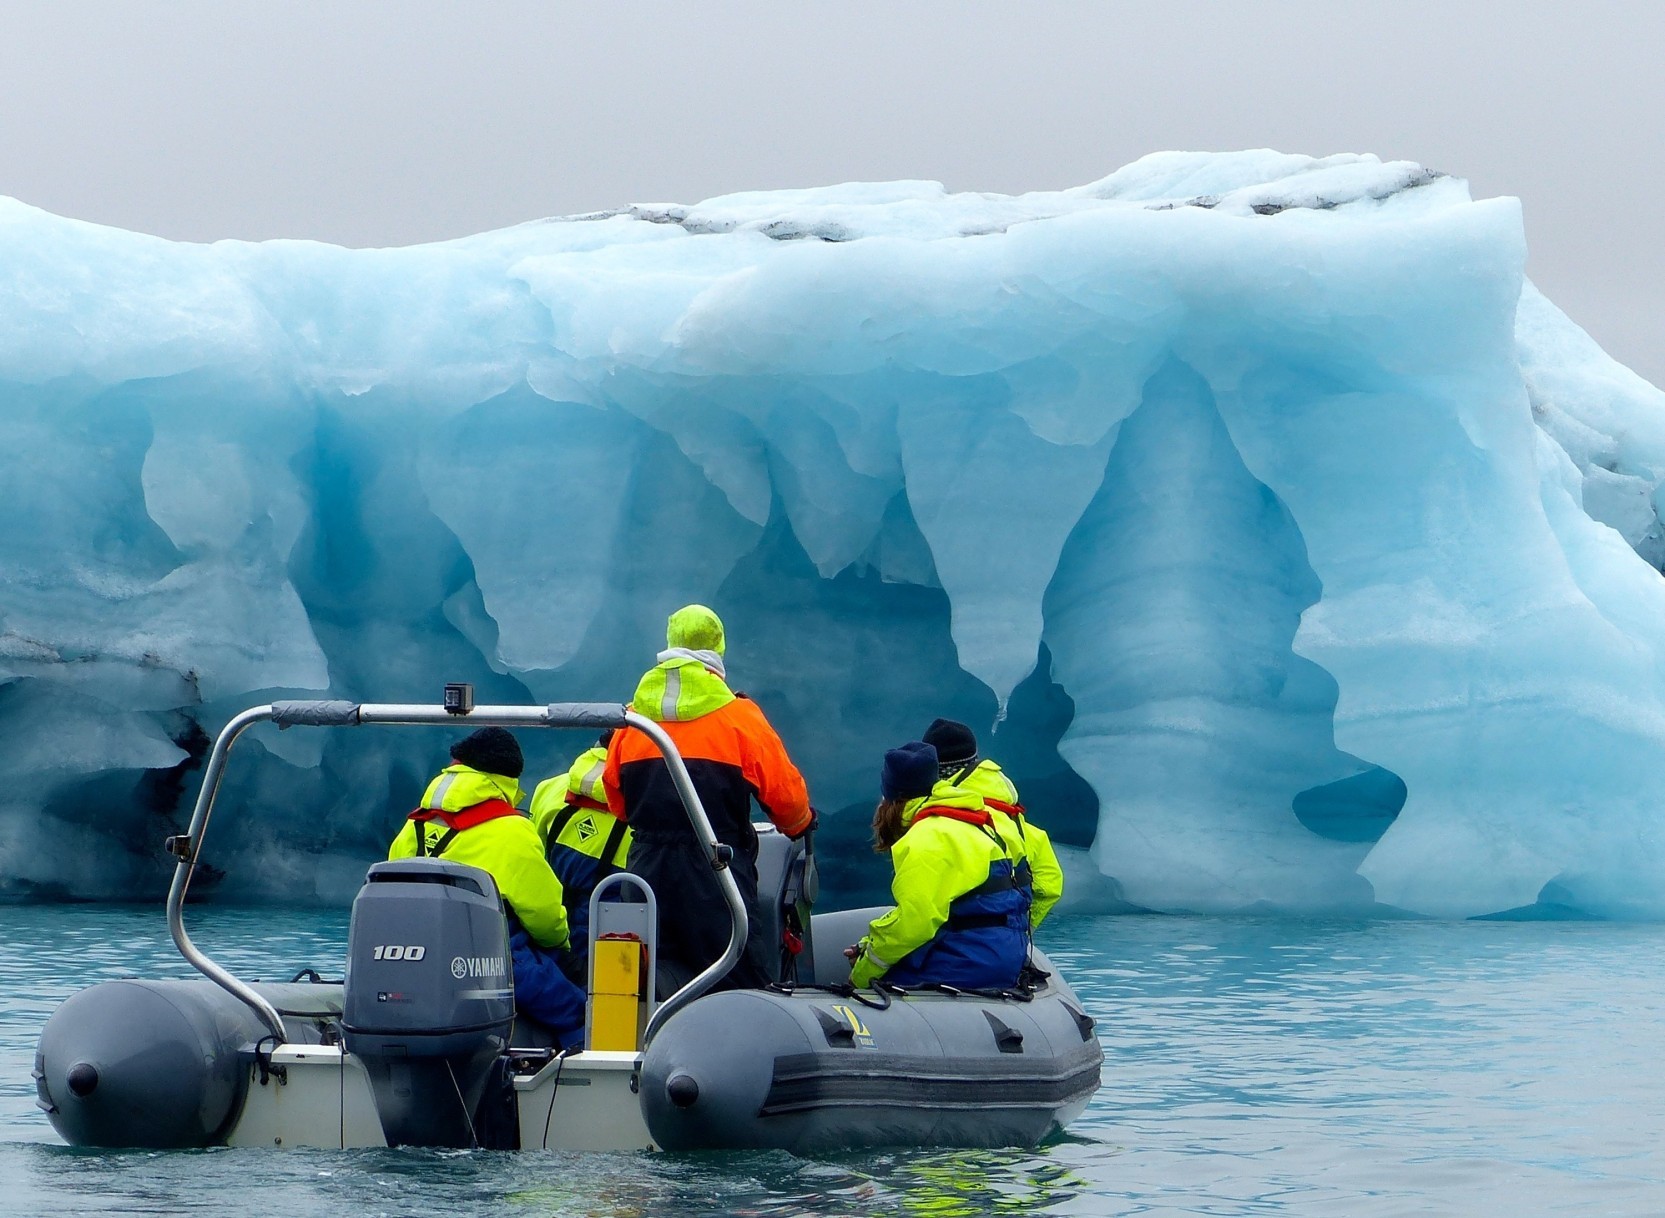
top-left (35, 978), bottom-right (342, 1149)
top-left (639, 956), bottom-right (1102, 1152)
top-left (36, 940), bottom-right (1101, 1153)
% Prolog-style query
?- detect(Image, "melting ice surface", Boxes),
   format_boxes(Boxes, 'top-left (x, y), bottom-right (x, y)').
top-left (3, 149), bottom-right (1665, 919)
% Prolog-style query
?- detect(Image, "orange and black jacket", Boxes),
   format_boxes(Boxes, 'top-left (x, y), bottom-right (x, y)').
top-left (603, 656), bottom-right (811, 845)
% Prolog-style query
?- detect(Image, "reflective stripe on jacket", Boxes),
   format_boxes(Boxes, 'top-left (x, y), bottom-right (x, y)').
top-left (952, 759), bottom-right (1065, 928)
top-left (387, 764), bottom-right (571, 950)
top-left (850, 783), bottom-right (1026, 991)
top-left (629, 655), bottom-right (734, 725)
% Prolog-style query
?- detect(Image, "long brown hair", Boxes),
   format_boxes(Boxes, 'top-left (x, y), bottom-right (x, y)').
top-left (872, 798), bottom-right (910, 852)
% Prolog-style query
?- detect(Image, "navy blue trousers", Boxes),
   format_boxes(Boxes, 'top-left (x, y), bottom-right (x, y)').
top-left (510, 932), bottom-right (586, 1048)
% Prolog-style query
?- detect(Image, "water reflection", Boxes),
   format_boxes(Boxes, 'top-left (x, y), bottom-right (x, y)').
top-left (875, 1146), bottom-right (1088, 1216)
top-left (490, 1145), bottom-right (1088, 1218)
top-left (9, 1142), bottom-right (1096, 1218)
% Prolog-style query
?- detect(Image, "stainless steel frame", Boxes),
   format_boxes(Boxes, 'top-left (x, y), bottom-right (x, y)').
top-left (165, 699), bottom-right (748, 1045)
top-left (586, 871), bottom-right (659, 1043)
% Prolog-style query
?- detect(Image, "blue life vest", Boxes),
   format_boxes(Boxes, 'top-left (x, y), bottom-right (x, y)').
top-left (544, 801), bottom-right (630, 960)
top-left (884, 851), bottom-right (1028, 991)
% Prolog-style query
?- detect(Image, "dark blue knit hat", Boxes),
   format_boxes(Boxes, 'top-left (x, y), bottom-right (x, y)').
top-left (881, 741), bottom-right (938, 801)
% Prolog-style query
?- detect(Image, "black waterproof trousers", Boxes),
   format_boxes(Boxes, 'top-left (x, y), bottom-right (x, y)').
top-left (629, 823), bottom-right (773, 998)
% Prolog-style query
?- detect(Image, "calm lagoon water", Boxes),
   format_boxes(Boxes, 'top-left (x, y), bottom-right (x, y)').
top-left (3, 905), bottom-right (1664, 1216)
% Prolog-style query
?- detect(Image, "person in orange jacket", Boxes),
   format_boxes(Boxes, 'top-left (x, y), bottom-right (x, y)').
top-left (604, 605), bottom-right (812, 994)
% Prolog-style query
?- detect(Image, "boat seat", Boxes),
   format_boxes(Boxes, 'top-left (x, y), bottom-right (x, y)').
top-left (507, 1017), bottom-right (561, 1049)
top-left (752, 824), bottom-right (818, 984)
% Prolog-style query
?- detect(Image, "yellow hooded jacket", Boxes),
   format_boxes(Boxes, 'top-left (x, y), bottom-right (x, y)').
top-left (850, 782), bottom-right (1013, 989)
top-left (388, 764), bottom-right (571, 950)
top-left (531, 746), bottom-right (632, 869)
top-left (950, 760), bottom-right (1064, 928)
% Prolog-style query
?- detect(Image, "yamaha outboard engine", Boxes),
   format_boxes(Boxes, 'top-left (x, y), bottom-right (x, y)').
top-left (342, 859), bottom-right (513, 1147)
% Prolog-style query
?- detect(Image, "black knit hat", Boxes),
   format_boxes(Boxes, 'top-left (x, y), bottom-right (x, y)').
top-left (881, 741), bottom-right (938, 801)
top-left (922, 718), bottom-right (978, 768)
top-left (450, 727), bottom-right (524, 779)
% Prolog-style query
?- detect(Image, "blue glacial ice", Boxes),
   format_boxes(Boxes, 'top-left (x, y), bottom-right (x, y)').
top-left (3, 149), bottom-right (1665, 918)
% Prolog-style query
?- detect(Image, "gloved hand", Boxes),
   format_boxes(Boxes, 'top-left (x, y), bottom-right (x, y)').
top-left (788, 807), bottom-right (820, 841)
top-left (847, 938), bottom-right (882, 989)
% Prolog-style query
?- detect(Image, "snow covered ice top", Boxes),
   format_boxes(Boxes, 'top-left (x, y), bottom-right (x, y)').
top-left (3, 149), bottom-right (1665, 919)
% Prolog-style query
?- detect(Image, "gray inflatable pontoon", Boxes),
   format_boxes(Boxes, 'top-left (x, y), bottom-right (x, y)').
top-left (34, 696), bottom-right (1103, 1152)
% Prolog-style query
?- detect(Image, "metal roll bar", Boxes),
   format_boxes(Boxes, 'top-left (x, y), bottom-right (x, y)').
top-left (586, 871), bottom-right (659, 1041)
top-left (165, 698), bottom-right (749, 1046)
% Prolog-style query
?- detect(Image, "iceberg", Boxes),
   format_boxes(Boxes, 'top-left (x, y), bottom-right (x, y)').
top-left (3, 149), bottom-right (1664, 918)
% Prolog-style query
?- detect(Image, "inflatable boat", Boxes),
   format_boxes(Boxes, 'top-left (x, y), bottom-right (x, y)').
top-left (33, 696), bottom-right (1103, 1152)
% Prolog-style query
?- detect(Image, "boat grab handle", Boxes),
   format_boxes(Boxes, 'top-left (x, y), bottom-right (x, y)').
top-left (544, 703), bottom-right (630, 729)
top-left (266, 700), bottom-right (631, 730)
top-left (271, 700), bottom-right (361, 727)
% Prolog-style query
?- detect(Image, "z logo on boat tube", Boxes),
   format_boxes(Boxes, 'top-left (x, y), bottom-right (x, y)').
top-left (832, 1004), bottom-right (876, 1047)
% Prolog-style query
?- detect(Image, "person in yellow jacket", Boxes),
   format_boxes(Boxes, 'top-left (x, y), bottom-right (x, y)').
top-left (921, 718), bottom-right (1064, 928)
top-left (529, 732), bottom-right (632, 965)
top-left (848, 741), bottom-right (1027, 991)
top-left (388, 727), bottom-right (584, 1046)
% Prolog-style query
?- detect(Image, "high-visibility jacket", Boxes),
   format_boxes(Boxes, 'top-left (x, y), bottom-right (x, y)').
top-left (387, 764), bottom-right (571, 950)
top-left (604, 657), bottom-right (811, 992)
top-left (850, 783), bottom-right (1027, 991)
top-left (530, 746), bottom-right (632, 959)
top-left (949, 759), bottom-right (1064, 928)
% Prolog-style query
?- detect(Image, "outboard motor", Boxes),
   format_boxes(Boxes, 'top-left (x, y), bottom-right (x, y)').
top-left (342, 859), bottom-right (514, 1147)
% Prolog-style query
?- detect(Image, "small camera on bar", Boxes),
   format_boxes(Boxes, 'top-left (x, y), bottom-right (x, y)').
top-left (443, 682), bottom-right (475, 715)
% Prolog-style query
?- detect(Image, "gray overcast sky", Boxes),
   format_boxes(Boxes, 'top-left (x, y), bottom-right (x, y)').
top-left (2, 1), bottom-right (1661, 384)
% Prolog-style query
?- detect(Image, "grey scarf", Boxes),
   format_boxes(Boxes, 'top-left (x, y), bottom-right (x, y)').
top-left (658, 647), bottom-right (726, 679)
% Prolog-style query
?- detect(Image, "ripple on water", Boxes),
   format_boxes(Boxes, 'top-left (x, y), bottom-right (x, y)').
top-left (6, 907), bottom-right (1665, 1216)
